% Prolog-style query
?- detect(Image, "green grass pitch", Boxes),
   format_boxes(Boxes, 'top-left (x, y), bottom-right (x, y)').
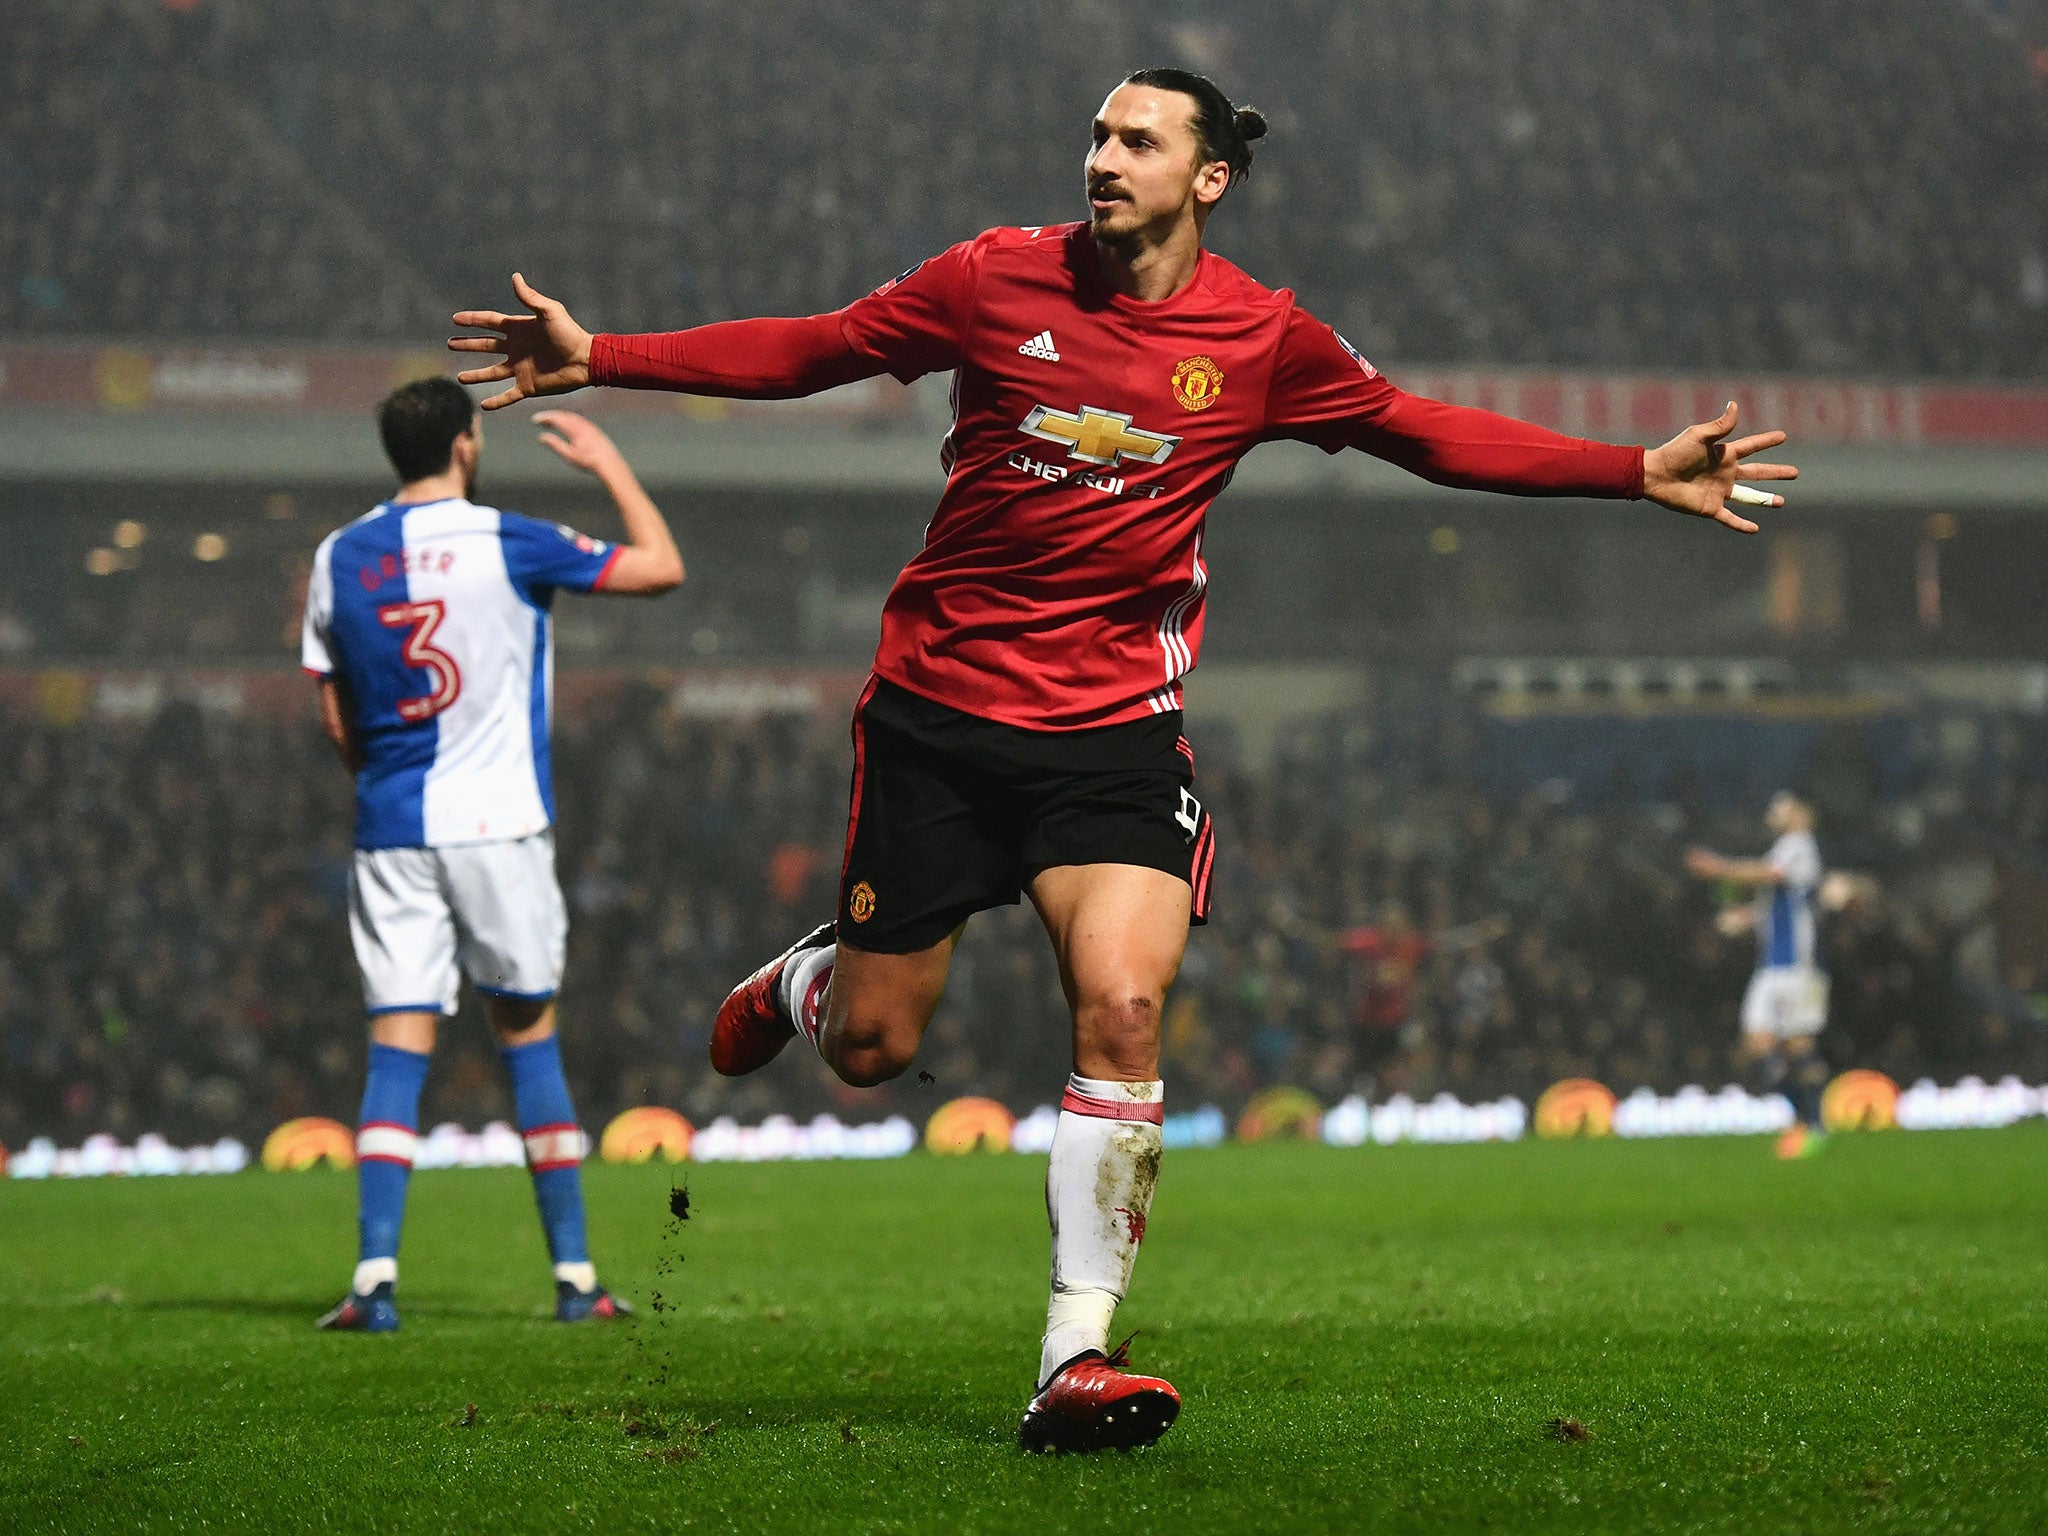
top-left (6, 1130), bottom-right (2048, 1533)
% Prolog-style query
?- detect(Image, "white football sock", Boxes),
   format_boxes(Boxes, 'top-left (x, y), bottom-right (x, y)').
top-left (352, 1256), bottom-right (397, 1295)
top-left (1038, 1074), bottom-right (1164, 1387)
top-left (778, 942), bottom-right (835, 1055)
top-left (553, 1260), bottom-right (597, 1293)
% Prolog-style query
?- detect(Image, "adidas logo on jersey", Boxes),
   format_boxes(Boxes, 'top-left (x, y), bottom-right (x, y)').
top-left (1017, 330), bottom-right (1060, 362)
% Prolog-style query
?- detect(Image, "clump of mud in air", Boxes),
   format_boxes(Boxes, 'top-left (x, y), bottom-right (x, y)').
top-left (632, 1182), bottom-right (691, 1393)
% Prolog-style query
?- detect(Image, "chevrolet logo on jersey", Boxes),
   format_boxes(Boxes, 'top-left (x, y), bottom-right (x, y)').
top-left (1019, 404), bottom-right (1181, 468)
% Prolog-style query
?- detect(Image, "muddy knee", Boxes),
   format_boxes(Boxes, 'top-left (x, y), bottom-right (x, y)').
top-left (1074, 990), bottom-right (1163, 1080)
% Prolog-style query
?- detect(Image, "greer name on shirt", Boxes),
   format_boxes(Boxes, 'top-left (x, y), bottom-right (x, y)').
top-left (357, 545), bottom-right (459, 591)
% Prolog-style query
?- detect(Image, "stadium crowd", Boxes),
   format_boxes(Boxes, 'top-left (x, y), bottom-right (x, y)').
top-left (4, 0), bottom-right (2045, 378)
top-left (2, 687), bottom-right (2039, 1153)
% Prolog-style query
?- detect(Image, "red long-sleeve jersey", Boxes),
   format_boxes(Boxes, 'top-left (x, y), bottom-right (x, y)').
top-left (592, 223), bottom-right (1643, 730)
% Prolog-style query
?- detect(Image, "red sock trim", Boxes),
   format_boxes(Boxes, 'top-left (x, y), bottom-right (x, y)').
top-left (522, 1123), bottom-right (584, 1172)
top-left (1060, 1087), bottom-right (1165, 1124)
top-left (796, 961), bottom-right (834, 1046)
top-left (356, 1121), bottom-right (418, 1166)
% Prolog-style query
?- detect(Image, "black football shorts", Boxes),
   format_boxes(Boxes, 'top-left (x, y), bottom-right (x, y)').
top-left (836, 678), bottom-right (1216, 954)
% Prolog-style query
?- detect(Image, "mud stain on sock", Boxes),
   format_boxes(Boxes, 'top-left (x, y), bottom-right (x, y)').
top-left (1095, 1126), bottom-right (1163, 1253)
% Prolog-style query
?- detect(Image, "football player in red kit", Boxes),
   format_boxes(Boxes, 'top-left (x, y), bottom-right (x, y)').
top-left (451, 67), bottom-right (1796, 1452)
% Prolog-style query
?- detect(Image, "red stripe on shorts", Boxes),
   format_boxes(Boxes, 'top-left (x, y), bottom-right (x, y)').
top-left (1189, 819), bottom-right (1215, 920)
top-left (1060, 1087), bottom-right (1166, 1124)
top-left (840, 676), bottom-right (880, 883)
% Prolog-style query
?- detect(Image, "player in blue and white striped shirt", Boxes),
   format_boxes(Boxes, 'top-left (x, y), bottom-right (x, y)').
top-left (1687, 792), bottom-right (1831, 1158)
top-left (306, 377), bottom-right (683, 1330)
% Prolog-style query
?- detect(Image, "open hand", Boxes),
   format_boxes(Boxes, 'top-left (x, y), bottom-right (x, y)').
top-left (1684, 847), bottom-right (1725, 878)
top-left (1714, 904), bottom-right (1754, 938)
top-left (1643, 401), bottom-right (1797, 534)
top-left (532, 411), bottom-right (625, 476)
top-left (449, 273), bottom-right (593, 410)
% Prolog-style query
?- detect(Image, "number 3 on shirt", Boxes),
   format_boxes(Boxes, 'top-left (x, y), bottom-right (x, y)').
top-left (377, 599), bottom-right (462, 721)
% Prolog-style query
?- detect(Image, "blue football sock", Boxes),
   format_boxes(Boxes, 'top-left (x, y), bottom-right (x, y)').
top-left (356, 1042), bottom-right (431, 1272)
top-left (1789, 1050), bottom-right (1830, 1130)
top-left (1745, 1046), bottom-right (1789, 1099)
top-left (502, 1034), bottom-right (591, 1270)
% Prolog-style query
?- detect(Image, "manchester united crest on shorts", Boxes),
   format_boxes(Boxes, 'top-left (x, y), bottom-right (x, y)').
top-left (1171, 356), bottom-right (1224, 412)
top-left (848, 881), bottom-right (877, 924)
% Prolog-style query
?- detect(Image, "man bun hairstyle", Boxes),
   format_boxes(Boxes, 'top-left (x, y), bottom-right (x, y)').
top-left (1122, 66), bottom-right (1268, 191)
top-left (378, 375), bottom-right (477, 483)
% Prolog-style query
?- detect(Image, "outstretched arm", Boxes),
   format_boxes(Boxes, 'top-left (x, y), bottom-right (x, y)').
top-left (1351, 391), bottom-right (1647, 500)
top-left (1685, 849), bottom-right (1783, 886)
top-left (1357, 394), bottom-right (1795, 533)
top-left (1266, 311), bottom-right (1797, 532)
top-left (450, 274), bottom-right (902, 409)
top-left (587, 314), bottom-right (878, 401)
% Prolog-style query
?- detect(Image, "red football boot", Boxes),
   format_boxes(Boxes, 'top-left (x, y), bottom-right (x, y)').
top-left (710, 922), bottom-right (835, 1077)
top-left (1017, 1335), bottom-right (1181, 1453)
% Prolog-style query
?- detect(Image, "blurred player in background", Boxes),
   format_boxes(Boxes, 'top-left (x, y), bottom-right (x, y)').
top-left (448, 68), bottom-right (1796, 1447)
top-left (1687, 792), bottom-right (1831, 1160)
top-left (305, 379), bottom-right (683, 1331)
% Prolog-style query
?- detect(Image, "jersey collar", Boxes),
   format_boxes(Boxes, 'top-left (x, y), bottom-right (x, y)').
top-left (1070, 224), bottom-right (1212, 317)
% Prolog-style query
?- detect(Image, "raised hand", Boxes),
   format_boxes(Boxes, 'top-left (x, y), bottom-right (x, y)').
top-left (1643, 401), bottom-right (1798, 534)
top-left (532, 410), bottom-right (625, 476)
top-left (449, 273), bottom-right (594, 411)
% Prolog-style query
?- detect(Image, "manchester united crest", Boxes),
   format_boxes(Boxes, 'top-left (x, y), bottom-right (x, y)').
top-left (1171, 355), bottom-right (1224, 412)
top-left (848, 881), bottom-right (877, 923)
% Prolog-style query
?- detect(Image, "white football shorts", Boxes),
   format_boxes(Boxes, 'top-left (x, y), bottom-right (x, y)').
top-left (349, 830), bottom-right (568, 1015)
top-left (1740, 965), bottom-right (1829, 1040)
